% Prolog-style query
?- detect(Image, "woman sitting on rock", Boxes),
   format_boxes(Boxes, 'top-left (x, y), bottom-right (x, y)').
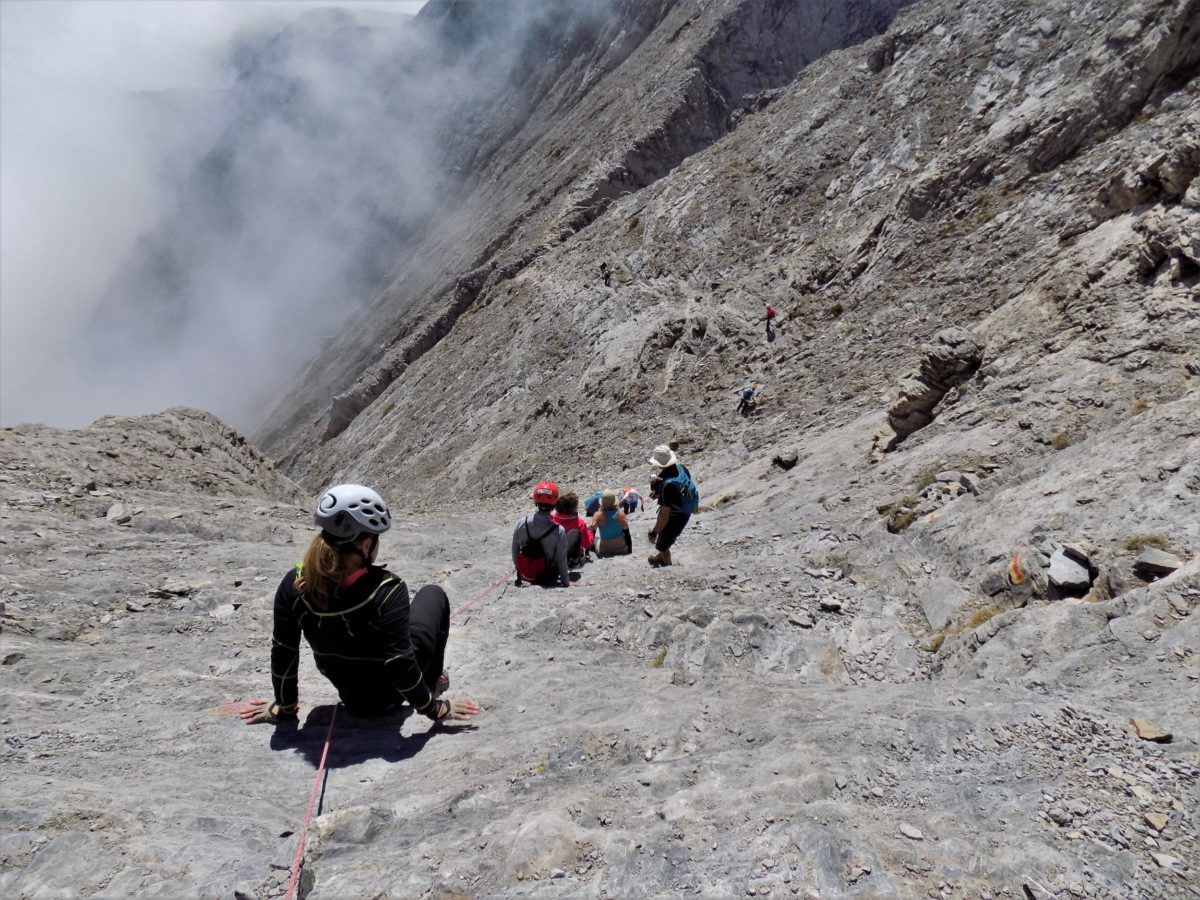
top-left (551, 491), bottom-right (593, 567)
top-left (241, 484), bottom-right (479, 725)
top-left (591, 490), bottom-right (632, 557)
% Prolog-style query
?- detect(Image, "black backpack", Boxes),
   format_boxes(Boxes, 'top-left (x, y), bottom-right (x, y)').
top-left (520, 520), bottom-right (556, 559)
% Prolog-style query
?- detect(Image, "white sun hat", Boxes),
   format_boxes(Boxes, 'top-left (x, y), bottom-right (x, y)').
top-left (648, 444), bottom-right (678, 469)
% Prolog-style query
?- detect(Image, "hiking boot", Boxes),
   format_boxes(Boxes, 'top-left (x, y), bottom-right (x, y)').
top-left (435, 670), bottom-right (450, 697)
top-left (648, 551), bottom-right (672, 567)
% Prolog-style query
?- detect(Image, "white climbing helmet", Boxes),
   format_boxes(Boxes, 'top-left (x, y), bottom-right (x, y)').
top-left (314, 483), bottom-right (391, 539)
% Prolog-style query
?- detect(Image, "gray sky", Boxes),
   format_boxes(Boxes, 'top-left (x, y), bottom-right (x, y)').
top-left (0, 0), bottom-right (427, 426)
top-left (0, 1), bottom-right (428, 91)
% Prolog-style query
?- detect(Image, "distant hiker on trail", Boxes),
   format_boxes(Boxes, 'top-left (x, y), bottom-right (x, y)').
top-left (240, 484), bottom-right (479, 726)
top-left (737, 382), bottom-right (758, 416)
top-left (552, 491), bottom-right (593, 567)
top-left (646, 444), bottom-right (700, 567)
top-left (619, 486), bottom-right (642, 515)
top-left (512, 482), bottom-right (571, 588)
top-left (600, 261), bottom-right (612, 287)
top-left (764, 303), bottom-right (776, 338)
top-left (591, 489), bottom-right (633, 557)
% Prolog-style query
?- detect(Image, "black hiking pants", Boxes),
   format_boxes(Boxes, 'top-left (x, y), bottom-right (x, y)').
top-left (408, 585), bottom-right (450, 697)
top-left (656, 512), bottom-right (691, 552)
top-left (338, 584), bottom-right (449, 717)
top-left (565, 528), bottom-right (583, 566)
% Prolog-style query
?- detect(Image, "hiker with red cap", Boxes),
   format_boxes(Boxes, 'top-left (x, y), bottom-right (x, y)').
top-left (512, 481), bottom-right (571, 587)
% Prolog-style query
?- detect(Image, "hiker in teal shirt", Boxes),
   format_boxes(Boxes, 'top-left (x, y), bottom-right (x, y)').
top-left (591, 490), bottom-right (632, 557)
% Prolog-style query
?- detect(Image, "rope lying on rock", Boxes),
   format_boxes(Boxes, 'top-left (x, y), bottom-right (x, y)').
top-left (450, 568), bottom-right (514, 621)
top-left (284, 568), bottom-right (513, 899)
top-left (285, 704), bottom-right (337, 900)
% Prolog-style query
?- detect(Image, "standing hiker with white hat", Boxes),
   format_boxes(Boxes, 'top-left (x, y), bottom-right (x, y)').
top-left (645, 444), bottom-right (700, 567)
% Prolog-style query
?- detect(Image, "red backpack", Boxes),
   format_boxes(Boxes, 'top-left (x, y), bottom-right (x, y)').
top-left (765, 305), bottom-right (776, 320)
top-left (516, 519), bottom-right (556, 582)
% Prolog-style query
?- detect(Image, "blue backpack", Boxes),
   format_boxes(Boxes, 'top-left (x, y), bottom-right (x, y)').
top-left (663, 465), bottom-right (699, 515)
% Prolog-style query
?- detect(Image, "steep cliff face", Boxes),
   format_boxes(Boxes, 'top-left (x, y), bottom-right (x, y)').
top-left (265, 0), bottom-right (1197, 460)
top-left (256, 0), bottom-right (916, 455)
top-left (268, 0), bottom-right (1199, 636)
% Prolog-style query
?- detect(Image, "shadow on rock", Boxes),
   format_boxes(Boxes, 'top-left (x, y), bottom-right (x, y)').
top-left (269, 704), bottom-right (476, 769)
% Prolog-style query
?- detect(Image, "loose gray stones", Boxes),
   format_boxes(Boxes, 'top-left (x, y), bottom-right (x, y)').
top-left (1129, 718), bottom-right (1173, 743)
top-left (771, 451), bottom-right (799, 471)
top-left (1048, 549), bottom-right (1089, 590)
top-left (1133, 548), bottom-right (1183, 577)
top-left (105, 502), bottom-right (132, 525)
top-left (1149, 852), bottom-right (1186, 872)
top-left (1047, 807), bottom-right (1072, 826)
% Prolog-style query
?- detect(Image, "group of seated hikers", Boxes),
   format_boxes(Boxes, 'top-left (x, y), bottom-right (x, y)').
top-left (584, 485), bottom-right (643, 517)
top-left (509, 483), bottom-right (631, 587)
top-left (510, 443), bottom-right (699, 586)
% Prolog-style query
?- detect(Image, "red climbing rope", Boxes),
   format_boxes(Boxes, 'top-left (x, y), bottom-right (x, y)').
top-left (285, 703), bottom-right (338, 900)
top-left (450, 569), bottom-right (514, 621)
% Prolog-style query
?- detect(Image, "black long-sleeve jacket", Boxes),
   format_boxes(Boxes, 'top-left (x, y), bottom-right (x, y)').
top-left (270, 564), bottom-right (436, 717)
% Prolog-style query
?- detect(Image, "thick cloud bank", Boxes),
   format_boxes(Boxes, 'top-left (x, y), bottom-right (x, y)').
top-left (0, 0), bottom-right (425, 427)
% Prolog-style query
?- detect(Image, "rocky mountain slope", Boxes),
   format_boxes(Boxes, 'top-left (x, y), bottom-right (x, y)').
top-left (1, 409), bottom-right (1196, 898)
top-left (264, 0), bottom-right (1199, 647)
top-left (257, 0), bottom-right (920, 452)
top-left (2, 0), bottom-right (1198, 896)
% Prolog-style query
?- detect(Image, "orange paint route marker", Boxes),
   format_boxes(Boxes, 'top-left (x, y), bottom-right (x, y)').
top-left (1009, 554), bottom-right (1026, 585)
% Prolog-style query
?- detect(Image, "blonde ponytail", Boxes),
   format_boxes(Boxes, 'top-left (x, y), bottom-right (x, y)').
top-left (296, 533), bottom-right (345, 610)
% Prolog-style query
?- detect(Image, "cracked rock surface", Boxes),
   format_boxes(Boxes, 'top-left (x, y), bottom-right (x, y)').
top-left (2, 408), bottom-right (1197, 898)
